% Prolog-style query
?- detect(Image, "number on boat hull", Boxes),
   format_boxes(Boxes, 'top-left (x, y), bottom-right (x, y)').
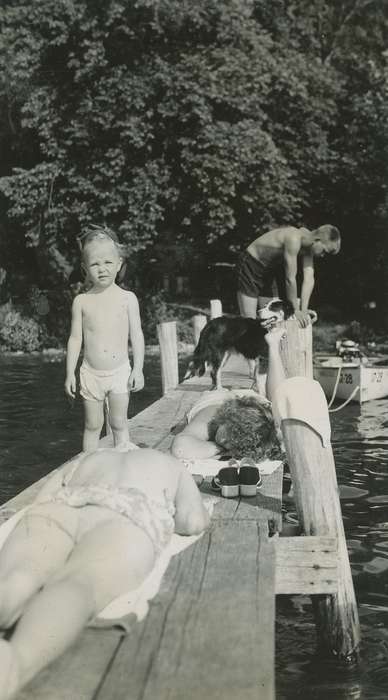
top-left (340, 373), bottom-right (353, 385)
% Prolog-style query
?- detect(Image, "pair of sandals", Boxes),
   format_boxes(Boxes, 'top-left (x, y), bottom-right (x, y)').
top-left (211, 458), bottom-right (262, 498)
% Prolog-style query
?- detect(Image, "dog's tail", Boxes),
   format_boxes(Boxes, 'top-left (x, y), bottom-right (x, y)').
top-left (184, 331), bottom-right (208, 380)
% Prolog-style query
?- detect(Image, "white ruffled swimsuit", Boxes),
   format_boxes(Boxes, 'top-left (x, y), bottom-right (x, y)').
top-left (50, 458), bottom-right (176, 556)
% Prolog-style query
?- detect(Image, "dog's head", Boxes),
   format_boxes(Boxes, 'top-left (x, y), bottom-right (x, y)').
top-left (257, 298), bottom-right (294, 327)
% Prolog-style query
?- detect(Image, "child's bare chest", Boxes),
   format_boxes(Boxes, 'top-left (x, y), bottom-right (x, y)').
top-left (83, 298), bottom-right (128, 334)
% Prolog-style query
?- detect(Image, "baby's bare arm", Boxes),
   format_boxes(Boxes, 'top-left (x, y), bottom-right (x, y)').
top-left (127, 292), bottom-right (145, 390)
top-left (65, 296), bottom-right (83, 397)
top-left (127, 292), bottom-right (144, 367)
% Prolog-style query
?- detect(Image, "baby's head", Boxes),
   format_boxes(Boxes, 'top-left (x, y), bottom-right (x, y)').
top-left (78, 225), bottom-right (126, 286)
top-left (208, 395), bottom-right (283, 461)
top-left (79, 225), bottom-right (123, 257)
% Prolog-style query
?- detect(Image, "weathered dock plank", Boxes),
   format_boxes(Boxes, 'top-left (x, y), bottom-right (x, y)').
top-left (98, 521), bottom-right (276, 700)
top-left (275, 536), bottom-right (338, 594)
top-left (17, 629), bottom-right (122, 700)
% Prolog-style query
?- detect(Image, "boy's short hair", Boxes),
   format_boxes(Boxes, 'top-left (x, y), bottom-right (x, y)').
top-left (315, 224), bottom-right (341, 248)
top-left (208, 396), bottom-right (283, 461)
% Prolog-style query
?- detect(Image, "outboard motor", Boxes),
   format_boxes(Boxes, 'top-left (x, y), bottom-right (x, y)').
top-left (336, 339), bottom-right (362, 363)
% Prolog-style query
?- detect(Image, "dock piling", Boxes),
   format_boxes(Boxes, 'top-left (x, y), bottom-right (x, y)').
top-left (192, 314), bottom-right (207, 345)
top-left (210, 299), bottom-right (222, 319)
top-left (279, 319), bottom-right (313, 378)
top-left (157, 320), bottom-right (179, 395)
top-left (278, 318), bottom-right (360, 662)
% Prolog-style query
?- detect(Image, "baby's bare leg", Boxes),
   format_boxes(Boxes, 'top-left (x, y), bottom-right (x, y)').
top-left (108, 392), bottom-right (130, 447)
top-left (83, 398), bottom-right (104, 451)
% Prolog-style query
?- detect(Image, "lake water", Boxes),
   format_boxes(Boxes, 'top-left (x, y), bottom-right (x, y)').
top-left (0, 353), bottom-right (179, 502)
top-left (1, 356), bottom-right (388, 698)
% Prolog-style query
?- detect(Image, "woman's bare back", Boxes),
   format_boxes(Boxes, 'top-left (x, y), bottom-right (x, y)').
top-left (67, 448), bottom-right (181, 503)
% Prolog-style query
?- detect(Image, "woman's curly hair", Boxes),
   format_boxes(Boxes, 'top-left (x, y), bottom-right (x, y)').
top-left (208, 396), bottom-right (282, 461)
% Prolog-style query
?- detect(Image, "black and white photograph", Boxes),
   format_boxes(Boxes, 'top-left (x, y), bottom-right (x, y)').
top-left (1, 1), bottom-right (388, 698)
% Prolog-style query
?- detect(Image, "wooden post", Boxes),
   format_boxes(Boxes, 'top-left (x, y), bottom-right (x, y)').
top-left (192, 314), bottom-right (207, 345)
top-left (281, 417), bottom-right (360, 661)
top-left (277, 318), bottom-right (360, 662)
top-left (279, 319), bottom-right (313, 378)
top-left (157, 321), bottom-right (179, 395)
top-left (210, 298), bottom-right (222, 319)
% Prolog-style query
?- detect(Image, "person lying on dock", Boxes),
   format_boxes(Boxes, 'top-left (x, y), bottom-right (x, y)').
top-left (65, 225), bottom-right (145, 452)
top-left (171, 328), bottom-right (286, 463)
top-left (0, 448), bottom-right (209, 699)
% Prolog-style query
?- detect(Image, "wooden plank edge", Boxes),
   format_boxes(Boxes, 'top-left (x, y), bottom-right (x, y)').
top-left (275, 535), bottom-right (338, 595)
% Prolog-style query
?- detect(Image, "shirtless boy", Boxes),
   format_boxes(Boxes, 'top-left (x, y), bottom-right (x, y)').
top-left (237, 225), bottom-right (341, 326)
top-left (65, 226), bottom-right (145, 451)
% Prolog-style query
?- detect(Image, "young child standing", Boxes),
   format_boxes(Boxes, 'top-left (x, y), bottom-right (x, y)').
top-left (65, 226), bottom-right (145, 451)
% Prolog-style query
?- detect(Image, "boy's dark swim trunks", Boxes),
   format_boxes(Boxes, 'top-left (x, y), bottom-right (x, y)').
top-left (237, 249), bottom-right (284, 298)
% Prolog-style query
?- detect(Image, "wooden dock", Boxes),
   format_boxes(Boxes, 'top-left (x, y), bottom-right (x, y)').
top-left (3, 341), bottom-right (358, 699)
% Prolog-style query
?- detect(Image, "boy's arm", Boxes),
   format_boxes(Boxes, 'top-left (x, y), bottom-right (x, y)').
top-left (300, 253), bottom-right (315, 312)
top-left (127, 292), bottom-right (145, 391)
top-left (65, 296), bottom-right (83, 398)
top-left (283, 233), bottom-right (311, 328)
top-left (174, 465), bottom-right (210, 535)
top-left (283, 233), bottom-right (300, 311)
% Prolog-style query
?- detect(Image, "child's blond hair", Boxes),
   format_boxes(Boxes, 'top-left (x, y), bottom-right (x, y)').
top-left (78, 224), bottom-right (126, 259)
top-left (78, 225), bottom-right (127, 282)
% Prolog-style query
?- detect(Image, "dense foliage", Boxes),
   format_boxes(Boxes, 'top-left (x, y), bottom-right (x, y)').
top-left (1, 0), bottom-right (388, 344)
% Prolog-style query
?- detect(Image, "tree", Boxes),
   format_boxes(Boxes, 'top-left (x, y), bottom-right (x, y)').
top-left (0, 0), bottom-right (387, 322)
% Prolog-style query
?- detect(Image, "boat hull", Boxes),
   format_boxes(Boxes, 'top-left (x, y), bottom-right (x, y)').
top-left (313, 361), bottom-right (388, 404)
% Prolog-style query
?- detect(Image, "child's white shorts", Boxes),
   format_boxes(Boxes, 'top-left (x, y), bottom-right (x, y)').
top-left (80, 359), bottom-right (131, 402)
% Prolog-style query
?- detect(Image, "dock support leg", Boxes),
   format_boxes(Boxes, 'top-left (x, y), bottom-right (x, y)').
top-left (282, 417), bottom-right (360, 662)
top-left (192, 314), bottom-right (207, 345)
top-left (158, 321), bottom-right (179, 395)
top-left (279, 319), bottom-right (360, 662)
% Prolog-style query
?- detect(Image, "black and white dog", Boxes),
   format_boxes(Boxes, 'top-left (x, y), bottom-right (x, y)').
top-left (185, 298), bottom-right (294, 390)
